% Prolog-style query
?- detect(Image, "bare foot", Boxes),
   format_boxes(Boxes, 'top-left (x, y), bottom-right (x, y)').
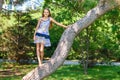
top-left (39, 63), bottom-right (42, 67)
top-left (48, 58), bottom-right (51, 61)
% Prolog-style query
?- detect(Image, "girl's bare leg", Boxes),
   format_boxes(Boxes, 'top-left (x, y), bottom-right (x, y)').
top-left (36, 43), bottom-right (42, 66)
top-left (40, 43), bottom-right (44, 63)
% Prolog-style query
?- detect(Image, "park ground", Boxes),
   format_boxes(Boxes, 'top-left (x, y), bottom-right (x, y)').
top-left (0, 61), bottom-right (120, 80)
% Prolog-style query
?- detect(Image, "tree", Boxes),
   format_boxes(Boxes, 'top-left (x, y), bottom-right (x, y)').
top-left (21, 0), bottom-right (120, 80)
top-left (0, 0), bottom-right (3, 10)
top-left (0, 0), bottom-right (26, 10)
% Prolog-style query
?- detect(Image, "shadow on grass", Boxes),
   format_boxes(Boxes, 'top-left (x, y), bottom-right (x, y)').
top-left (0, 63), bottom-right (120, 80)
top-left (0, 63), bottom-right (38, 80)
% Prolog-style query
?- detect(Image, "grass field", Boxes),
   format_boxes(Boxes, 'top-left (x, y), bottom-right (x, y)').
top-left (0, 62), bottom-right (120, 80)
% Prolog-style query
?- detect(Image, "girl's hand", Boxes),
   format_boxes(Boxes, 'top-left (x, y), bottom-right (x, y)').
top-left (64, 26), bottom-right (68, 29)
top-left (33, 36), bottom-right (36, 40)
top-left (65, 24), bottom-right (72, 29)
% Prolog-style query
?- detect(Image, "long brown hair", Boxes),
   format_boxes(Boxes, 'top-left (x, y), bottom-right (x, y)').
top-left (42, 8), bottom-right (52, 29)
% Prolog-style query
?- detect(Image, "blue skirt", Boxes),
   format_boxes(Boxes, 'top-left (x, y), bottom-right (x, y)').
top-left (34, 33), bottom-right (51, 47)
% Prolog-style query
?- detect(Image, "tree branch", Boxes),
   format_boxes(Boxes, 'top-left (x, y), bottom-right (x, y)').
top-left (22, 0), bottom-right (120, 80)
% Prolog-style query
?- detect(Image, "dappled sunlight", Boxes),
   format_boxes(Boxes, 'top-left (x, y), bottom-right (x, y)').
top-left (0, 62), bottom-right (120, 80)
top-left (44, 65), bottom-right (120, 80)
top-left (0, 63), bottom-right (37, 79)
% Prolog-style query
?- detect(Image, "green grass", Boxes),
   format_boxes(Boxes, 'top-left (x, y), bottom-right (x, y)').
top-left (0, 63), bottom-right (120, 80)
top-left (44, 65), bottom-right (120, 80)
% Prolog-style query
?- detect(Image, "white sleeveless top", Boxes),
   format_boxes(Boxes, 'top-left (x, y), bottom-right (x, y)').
top-left (34, 17), bottom-right (51, 47)
top-left (36, 17), bottom-right (50, 35)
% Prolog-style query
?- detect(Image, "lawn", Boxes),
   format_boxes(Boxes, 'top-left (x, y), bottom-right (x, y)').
top-left (0, 62), bottom-right (120, 80)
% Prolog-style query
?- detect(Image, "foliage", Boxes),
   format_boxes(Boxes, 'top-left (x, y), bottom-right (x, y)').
top-left (0, 0), bottom-right (120, 63)
top-left (43, 0), bottom-right (120, 62)
top-left (0, 12), bottom-right (38, 63)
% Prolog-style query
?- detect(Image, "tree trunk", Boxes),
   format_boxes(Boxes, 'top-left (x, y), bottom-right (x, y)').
top-left (22, 0), bottom-right (120, 80)
top-left (0, 0), bottom-right (3, 10)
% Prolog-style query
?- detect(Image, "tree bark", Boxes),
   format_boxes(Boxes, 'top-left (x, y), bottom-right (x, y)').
top-left (22, 0), bottom-right (120, 80)
top-left (0, 0), bottom-right (3, 10)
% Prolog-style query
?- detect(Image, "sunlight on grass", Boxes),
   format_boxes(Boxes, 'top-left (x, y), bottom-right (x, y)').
top-left (0, 63), bottom-right (120, 80)
top-left (44, 65), bottom-right (120, 80)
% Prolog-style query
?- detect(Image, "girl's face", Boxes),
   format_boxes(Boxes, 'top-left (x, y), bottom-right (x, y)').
top-left (43, 9), bottom-right (50, 17)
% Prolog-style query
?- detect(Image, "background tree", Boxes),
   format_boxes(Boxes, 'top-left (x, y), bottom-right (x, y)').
top-left (1, 0), bottom-right (120, 66)
top-left (0, 0), bottom-right (43, 63)
top-left (22, 0), bottom-right (120, 80)
top-left (0, 0), bottom-right (3, 10)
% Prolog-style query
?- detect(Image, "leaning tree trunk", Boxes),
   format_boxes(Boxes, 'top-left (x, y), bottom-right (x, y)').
top-left (22, 0), bottom-right (120, 80)
top-left (0, 0), bottom-right (3, 10)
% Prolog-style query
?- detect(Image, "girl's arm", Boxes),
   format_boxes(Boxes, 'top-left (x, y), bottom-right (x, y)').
top-left (50, 17), bottom-right (67, 28)
top-left (34, 19), bottom-right (41, 36)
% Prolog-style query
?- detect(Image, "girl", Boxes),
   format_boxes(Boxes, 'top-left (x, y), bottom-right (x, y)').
top-left (33, 8), bottom-right (67, 66)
